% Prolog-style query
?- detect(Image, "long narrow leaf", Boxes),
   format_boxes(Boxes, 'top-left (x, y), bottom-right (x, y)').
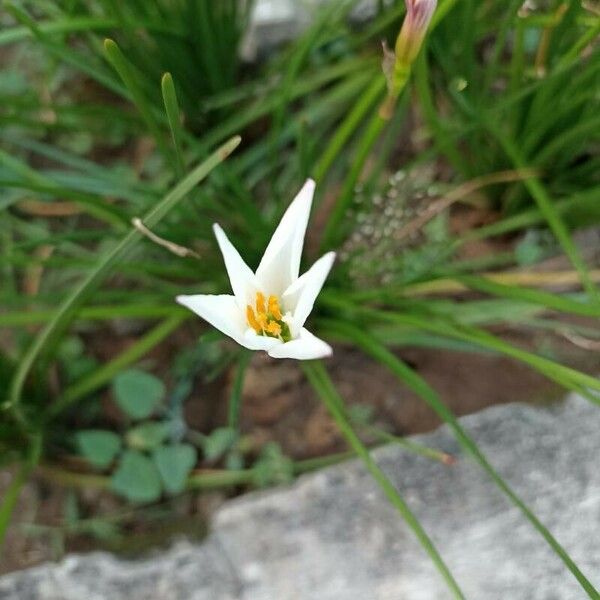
top-left (161, 72), bottom-right (186, 177)
top-left (327, 321), bottom-right (599, 598)
top-left (103, 39), bottom-right (175, 170)
top-left (52, 314), bottom-right (187, 417)
top-left (302, 361), bottom-right (466, 600)
top-left (5, 136), bottom-right (241, 425)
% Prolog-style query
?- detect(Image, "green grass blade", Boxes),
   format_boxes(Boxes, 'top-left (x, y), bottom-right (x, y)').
top-left (485, 121), bottom-right (598, 301)
top-left (453, 275), bottom-right (600, 318)
top-left (0, 150), bottom-right (129, 228)
top-left (0, 434), bottom-right (41, 548)
top-left (328, 302), bottom-right (600, 399)
top-left (161, 72), bottom-right (186, 178)
top-left (0, 17), bottom-right (116, 46)
top-left (0, 305), bottom-right (185, 327)
top-left (103, 38), bottom-right (175, 170)
top-left (313, 76), bottom-right (385, 183)
top-left (4, 136), bottom-right (241, 425)
top-left (227, 350), bottom-right (252, 431)
top-left (3, 3), bottom-right (127, 98)
top-left (51, 314), bottom-right (187, 418)
top-left (302, 361), bottom-right (466, 600)
top-left (558, 19), bottom-right (600, 68)
top-left (320, 112), bottom-right (387, 249)
top-left (328, 321), bottom-right (599, 598)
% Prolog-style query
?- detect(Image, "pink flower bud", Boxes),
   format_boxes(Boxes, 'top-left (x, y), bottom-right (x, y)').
top-left (379, 0), bottom-right (437, 119)
top-left (395, 0), bottom-right (437, 65)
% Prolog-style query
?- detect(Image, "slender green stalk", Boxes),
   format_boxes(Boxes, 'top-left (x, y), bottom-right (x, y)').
top-left (485, 121), bottom-right (598, 301)
top-left (453, 275), bottom-right (600, 317)
top-left (558, 19), bottom-right (600, 68)
top-left (322, 300), bottom-right (600, 398)
top-left (302, 361), bottom-right (466, 600)
top-left (103, 39), bottom-right (175, 170)
top-left (161, 72), bottom-right (186, 177)
top-left (36, 464), bottom-right (110, 490)
top-left (0, 305), bottom-right (186, 327)
top-left (0, 434), bottom-right (42, 548)
top-left (5, 136), bottom-right (241, 426)
top-left (227, 350), bottom-right (252, 430)
top-left (4, 4), bottom-right (127, 98)
top-left (320, 112), bottom-right (387, 249)
top-left (0, 17), bottom-right (117, 45)
top-left (53, 314), bottom-right (187, 418)
top-left (414, 54), bottom-right (469, 175)
top-left (186, 469), bottom-right (255, 490)
top-left (364, 425), bottom-right (456, 465)
top-left (0, 149), bottom-right (129, 228)
top-left (328, 321), bottom-right (599, 599)
top-left (313, 76), bottom-right (385, 183)
top-left (33, 452), bottom-right (361, 496)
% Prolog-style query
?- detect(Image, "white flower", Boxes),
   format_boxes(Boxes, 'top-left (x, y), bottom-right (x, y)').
top-left (176, 179), bottom-right (335, 360)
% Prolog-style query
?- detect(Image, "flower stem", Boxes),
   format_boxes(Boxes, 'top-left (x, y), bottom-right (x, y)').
top-left (0, 433), bottom-right (42, 547)
top-left (227, 350), bottom-right (252, 430)
top-left (301, 360), bottom-right (466, 600)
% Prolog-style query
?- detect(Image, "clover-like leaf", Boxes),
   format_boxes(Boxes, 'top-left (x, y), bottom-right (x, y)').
top-left (110, 450), bottom-right (162, 503)
top-left (153, 444), bottom-right (197, 495)
top-left (113, 369), bottom-right (165, 420)
top-left (76, 430), bottom-right (121, 469)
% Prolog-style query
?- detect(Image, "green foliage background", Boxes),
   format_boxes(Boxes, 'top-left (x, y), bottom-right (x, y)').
top-left (0, 0), bottom-right (599, 596)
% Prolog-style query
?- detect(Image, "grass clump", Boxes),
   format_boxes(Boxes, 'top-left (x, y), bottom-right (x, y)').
top-left (1, 0), bottom-right (600, 595)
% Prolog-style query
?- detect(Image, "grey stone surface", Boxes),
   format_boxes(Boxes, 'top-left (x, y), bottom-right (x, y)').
top-left (242, 0), bottom-right (390, 59)
top-left (0, 540), bottom-right (240, 600)
top-left (2, 394), bottom-right (600, 599)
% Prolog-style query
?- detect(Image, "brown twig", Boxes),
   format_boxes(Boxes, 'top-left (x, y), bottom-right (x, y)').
top-left (395, 168), bottom-right (539, 243)
top-left (534, 3), bottom-right (569, 77)
top-left (559, 330), bottom-right (600, 352)
top-left (132, 218), bottom-right (201, 259)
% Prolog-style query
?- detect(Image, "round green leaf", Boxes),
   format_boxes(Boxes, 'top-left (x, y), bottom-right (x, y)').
top-left (76, 430), bottom-right (121, 469)
top-left (113, 369), bottom-right (165, 420)
top-left (110, 450), bottom-right (162, 503)
top-left (126, 422), bottom-right (169, 451)
top-left (202, 427), bottom-right (237, 461)
top-left (153, 444), bottom-right (197, 495)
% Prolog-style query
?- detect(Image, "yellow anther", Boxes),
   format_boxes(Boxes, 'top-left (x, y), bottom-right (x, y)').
top-left (265, 321), bottom-right (282, 336)
top-left (247, 291), bottom-right (286, 340)
top-left (257, 312), bottom-right (269, 330)
top-left (255, 291), bottom-right (266, 315)
top-left (268, 295), bottom-right (282, 320)
top-left (246, 305), bottom-right (262, 334)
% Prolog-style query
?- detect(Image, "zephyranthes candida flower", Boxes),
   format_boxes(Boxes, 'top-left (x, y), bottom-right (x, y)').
top-left (176, 180), bottom-right (335, 360)
top-left (380, 0), bottom-right (437, 119)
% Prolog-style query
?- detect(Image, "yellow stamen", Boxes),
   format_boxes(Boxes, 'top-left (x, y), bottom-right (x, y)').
top-left (257, 312), bottom-right (269, 330)
top-left (246, 305), bottom-right (262, 334)
top-left (247, 291), bottom-right (287, 340)
top-left (256, 291), bottom-right (266, 315)
top-left (265, 321), bottom-right (282, 336)
top-left (268, 295), bottom-right (282, 320)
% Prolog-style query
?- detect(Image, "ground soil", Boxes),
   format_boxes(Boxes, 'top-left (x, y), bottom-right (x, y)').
top-left (3, 317), bottom-right (599, 575)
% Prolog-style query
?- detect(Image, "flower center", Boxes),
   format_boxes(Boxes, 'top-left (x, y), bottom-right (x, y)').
top-left (246, 292), bottom-right (291, 342)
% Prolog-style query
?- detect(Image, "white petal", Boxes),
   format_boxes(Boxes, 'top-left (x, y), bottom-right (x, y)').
top-left (176, 294), bottom-right (247, 344)
top-left (255, 179), bottom-right (315, 296)
top-left (242, 330), bottom-right (283, 352)
top-left (267, 328), bottom-right (332, 360)
top-left (213, 223), bottom-right (257, 306)
top-left (177, 294), bottom-right (282, 353)
top-left (282, 252), bottom-right (335, 334)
